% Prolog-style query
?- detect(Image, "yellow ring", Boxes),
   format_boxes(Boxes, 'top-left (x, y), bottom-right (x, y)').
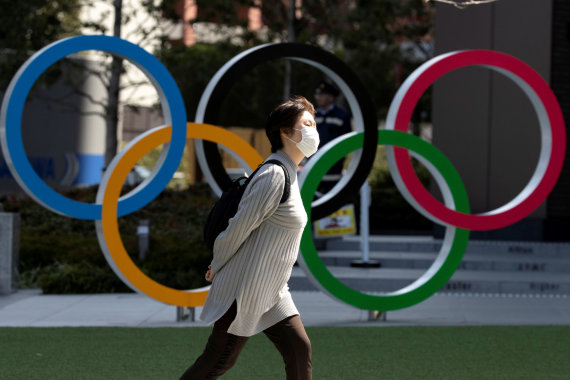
top-left (99, 122), bottom-right (263, 307)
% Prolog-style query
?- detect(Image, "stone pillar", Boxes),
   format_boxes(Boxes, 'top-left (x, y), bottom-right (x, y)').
top-left (0, 212), bottom-right (20, 295)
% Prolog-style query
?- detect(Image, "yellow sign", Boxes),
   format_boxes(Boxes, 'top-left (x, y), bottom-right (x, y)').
top-left (315, 204), bottom-right (356, 237)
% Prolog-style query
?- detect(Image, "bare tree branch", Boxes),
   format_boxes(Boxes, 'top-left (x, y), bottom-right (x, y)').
top-left (119, 80), bottom-right (151, 91)
top-left (71, 86), bottom-right (109, 109)
top-left (33, 92), bottom-right (106, 118)
top-left (424, 0), bottom-right (499, 9)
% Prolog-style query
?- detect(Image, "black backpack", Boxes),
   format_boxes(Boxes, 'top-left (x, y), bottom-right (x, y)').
top-left (203, 160), bottom-right (291, 251)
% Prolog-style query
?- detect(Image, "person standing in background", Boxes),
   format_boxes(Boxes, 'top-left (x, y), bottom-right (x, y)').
top-left (313, 80), bottom-right (352, 194)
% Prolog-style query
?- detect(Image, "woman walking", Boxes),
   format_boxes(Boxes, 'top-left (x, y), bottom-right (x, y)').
top-left (180, 96), bottom-right (319, 380)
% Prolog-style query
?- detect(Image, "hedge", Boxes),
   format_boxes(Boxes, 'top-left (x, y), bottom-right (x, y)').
top-left (2, 164), bottom-right (432, 294)
top-left (2, 183), bottom-right (215, 294)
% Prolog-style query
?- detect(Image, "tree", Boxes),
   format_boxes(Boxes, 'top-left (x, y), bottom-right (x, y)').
top-left (0, 0), bottom-right (175, 168)
top-left (0, 0), bottom-right (82, 91)
top-left (158, 0), bottom-right (434, 124)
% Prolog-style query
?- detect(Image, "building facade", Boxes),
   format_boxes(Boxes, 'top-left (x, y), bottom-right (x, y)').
top-left (432, 0), bottom-right (569, 240)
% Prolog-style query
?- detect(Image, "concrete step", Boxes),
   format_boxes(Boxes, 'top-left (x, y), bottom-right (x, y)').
top-left (324, 236), bottom-right (570, 257)
top-left (289, 266), bottom-right (570, 295)
top-left (316, 250), bottom-right (570, 273)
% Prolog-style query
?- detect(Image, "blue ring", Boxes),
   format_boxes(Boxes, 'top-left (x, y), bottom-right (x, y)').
top-left (0, 35), bottom-right (186, 220)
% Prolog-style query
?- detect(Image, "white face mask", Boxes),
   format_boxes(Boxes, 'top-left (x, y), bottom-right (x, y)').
top-left (288, 127), bottom-right (320, 157)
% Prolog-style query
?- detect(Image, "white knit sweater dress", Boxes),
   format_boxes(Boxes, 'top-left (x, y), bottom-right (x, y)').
top-left (199, 150), bottom-right (308, 337)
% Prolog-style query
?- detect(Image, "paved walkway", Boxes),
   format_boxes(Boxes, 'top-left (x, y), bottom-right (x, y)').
top-left (0, 289), bottom-right (568, 327)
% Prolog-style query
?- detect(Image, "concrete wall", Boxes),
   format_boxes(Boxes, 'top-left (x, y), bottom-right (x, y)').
top-left (0, 213), bottom-right (19, 294)
top-left (432, 0), bottom-right (553, 239)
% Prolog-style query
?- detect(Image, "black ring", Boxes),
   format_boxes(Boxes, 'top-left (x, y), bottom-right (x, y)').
top-left (196, 43), bottom-right (377, 220)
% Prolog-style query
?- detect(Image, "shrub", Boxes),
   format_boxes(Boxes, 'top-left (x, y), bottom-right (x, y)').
top-left (365, 155), bottom-right (433, 233)
top-left (37, 261), bottom-right (131, 294)
top-left (2, 183), bottom-right (215, 293)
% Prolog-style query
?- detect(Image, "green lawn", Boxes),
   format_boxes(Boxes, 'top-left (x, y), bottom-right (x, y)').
top-left (0, 326), bottom-right (568, 379)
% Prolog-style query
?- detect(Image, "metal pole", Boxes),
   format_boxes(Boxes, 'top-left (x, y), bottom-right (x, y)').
top-left (137, 220), bottom-right (150, 261)
top-left (361, 180), bottom-right (370, 262)
top-left (351, 180), bottom-right (379, 268)
top-left (176, 306), bottom-right (196, 322)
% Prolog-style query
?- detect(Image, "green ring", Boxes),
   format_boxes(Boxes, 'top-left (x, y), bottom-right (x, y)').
top-left (299, 130), bottom-right (470, 310)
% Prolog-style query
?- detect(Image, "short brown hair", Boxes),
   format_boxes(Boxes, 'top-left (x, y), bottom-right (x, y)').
top-left (265, 96), bottom-right (315, 153)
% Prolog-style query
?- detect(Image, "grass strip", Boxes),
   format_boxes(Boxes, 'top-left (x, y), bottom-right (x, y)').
top-left (0, 326), bottom-right (568, 379)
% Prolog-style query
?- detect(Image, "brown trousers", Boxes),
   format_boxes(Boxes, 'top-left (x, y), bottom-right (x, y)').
top-left (180, 301), bottom-right (312, 380)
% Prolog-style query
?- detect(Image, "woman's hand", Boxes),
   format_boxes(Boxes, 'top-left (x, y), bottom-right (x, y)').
top-left (205, 265), bottom-right (215, 282)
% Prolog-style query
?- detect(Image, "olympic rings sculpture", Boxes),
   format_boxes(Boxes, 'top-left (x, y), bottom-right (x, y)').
top-left (0, 36), bottom-right (565, 310)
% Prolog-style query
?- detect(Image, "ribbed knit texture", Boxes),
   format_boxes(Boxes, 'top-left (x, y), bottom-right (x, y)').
top-left (200, 150), bottom-right (308, 337)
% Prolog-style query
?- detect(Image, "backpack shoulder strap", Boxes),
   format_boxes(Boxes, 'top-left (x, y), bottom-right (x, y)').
top-left (265, 159), bottom-right (290, 204)
top-left (243, 159), bottom-right (291, 203)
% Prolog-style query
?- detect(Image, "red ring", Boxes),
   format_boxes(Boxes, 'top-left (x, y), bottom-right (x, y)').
top-left (393, 50), bottom-right (566, 230)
